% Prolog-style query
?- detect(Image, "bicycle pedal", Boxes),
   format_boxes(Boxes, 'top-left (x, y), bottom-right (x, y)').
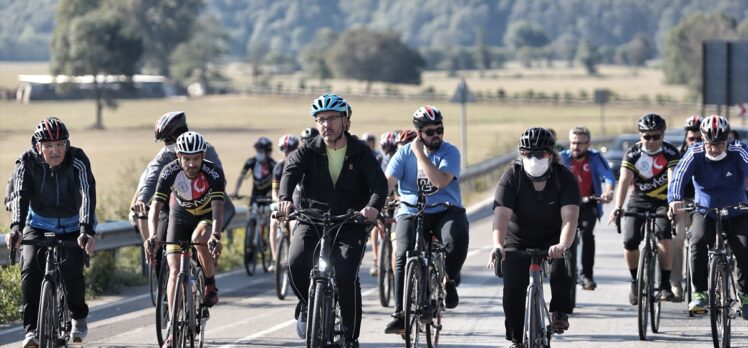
top-left (689, 309), bottom-right (708, 315)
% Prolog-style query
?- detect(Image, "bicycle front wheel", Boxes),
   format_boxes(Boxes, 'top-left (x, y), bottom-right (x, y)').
top-left (275, 236), bottom-right (290, 300)
top-left (404, 260), bottom-right (422, 348)
top-left (307, 281), bottom-right (329, 348)
top-left (171, 274), bottom-right (192, 348)
top-left (378, 238), bottom-right (393, 307)
top-left (244, 226), bottom-right (256, 276)
top-left (685, 243), bottom-right (693, 312)
top-left (636, 249), bottom-right (649, 340)
top-left (650, 252), bottom-right (661, 334)
top-left (38, 281), bottom-right (57, 348)
top-left (195, 267), bottom-right (207, 348)
top-left (709, 256), bottom-right (730, 348)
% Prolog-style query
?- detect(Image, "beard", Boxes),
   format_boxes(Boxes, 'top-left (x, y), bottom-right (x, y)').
top-left (423, 137), bottom-right (442, 151)
top-left (573, 151), bottom-right (585, 160)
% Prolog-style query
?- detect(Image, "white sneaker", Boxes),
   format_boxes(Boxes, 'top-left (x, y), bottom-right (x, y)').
top-left (268, 264), bottom-right (276, 272)
top-left (71, 318), bottom-right (88, 342)
top-left (296, 304), bottom-right (307, 339)
top-left (22, 332), bottom-right (38, 348)
top-left (369, 265), bottom-right (378, 277)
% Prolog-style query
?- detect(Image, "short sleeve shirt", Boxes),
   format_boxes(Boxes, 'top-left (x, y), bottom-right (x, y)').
top-left (386, 142), bottom-right (462, 218)
top-left (620, 142), bottom-right (680, 203)
top-left (493, 163), bottom-right (580, 249)
top-left (272, 159), bottom-right (285, 190)
top-left (240, 157), bottom-right (276, 197)
top-left (154, 159), bottom-right (225, 216)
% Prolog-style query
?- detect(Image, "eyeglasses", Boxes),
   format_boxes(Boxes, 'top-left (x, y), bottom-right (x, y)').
top-left (641, 134), bottom-right (662, 141)
top-left (315, 115), bottom-right (342, 125)
top-left (421, 127), bottom-right (444, 137)
top-left (687, 136), bottom-right (702, 142)
top-left (520, 149), bottom-right (550, 159)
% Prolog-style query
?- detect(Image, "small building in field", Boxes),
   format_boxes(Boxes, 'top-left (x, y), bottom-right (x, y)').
top-left (16, 74), bottom-right (180, 103)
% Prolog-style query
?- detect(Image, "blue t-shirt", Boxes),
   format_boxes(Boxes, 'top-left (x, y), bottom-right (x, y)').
top-left (386, 142), bottom-right (462, 218)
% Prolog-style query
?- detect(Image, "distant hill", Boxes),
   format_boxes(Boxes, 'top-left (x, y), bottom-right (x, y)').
top-left (1, 0), bottom-right (745, 61)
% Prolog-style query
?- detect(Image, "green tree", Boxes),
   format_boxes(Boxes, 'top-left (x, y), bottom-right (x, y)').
top-left (327, 28), bottom-right (424, 91)
top-left (50, 1), bottom-right (143, 129)
top-left (575, 39), bottom-right (601, 75)
top-left (503, 21), bottom-right (549, 50)
top-left (170, 15), bottom-right (229, 93)
top-left (474, 30), bottom-right (490, 77)
top-left (300, 28), bottom-right (338, 83)
top-left (663, 12), bottom-right (738, 92)
top-left (737, 18), bottom-right (748, 38)
top-left (624, 34), bottom-right (652, 66)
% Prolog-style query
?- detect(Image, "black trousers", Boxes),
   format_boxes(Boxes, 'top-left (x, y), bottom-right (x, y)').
top-left (21, 228), bottom-right (88, 334)
top-left (288, 223), bottom-right (367, 340)
top-left (690, 213), bottom-right (748, 294)
top-left (501, 250), bottom-right (572, 343)
top-left (393, 208), bottom-right (469, 311)
top-left (573, 203), bottom-right (598, 278)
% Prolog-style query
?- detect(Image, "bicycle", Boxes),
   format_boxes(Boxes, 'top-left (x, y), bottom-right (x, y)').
top-left (242, 196), bottom-right (273, 276)
top-left (495, 248), bottom-right (572, 348)
top-left (153, 245), bottom-right (171, 346)
top-left (274, 217), bottom-right (292, 300)
top-left (377, 200), bottom-right (398, 307)
top-left (154, 240), bottom-right (214, 348)
top-left (679, 202), bottom-right (748, 348)
top-left (399, 192), bottom-right (454, 348)
top-left (10, 232), bottom-right (90, 348)
top-left (616, 209), bottom-right (671, 341)
top-left (276, 208), bottom-right (368, 348)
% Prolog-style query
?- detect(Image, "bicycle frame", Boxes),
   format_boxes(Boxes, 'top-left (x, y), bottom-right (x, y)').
top-left (520, 249), bottom-right (553, 348)
top-left (164, 241), bottom-right (208, 347)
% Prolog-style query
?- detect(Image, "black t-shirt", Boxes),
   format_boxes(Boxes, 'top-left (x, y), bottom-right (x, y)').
top-left (493, 163), bottom-right (580, 249)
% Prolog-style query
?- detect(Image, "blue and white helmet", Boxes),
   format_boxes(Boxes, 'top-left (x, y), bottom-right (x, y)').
top-left (309, 93), bottom-right (350, 118)
top-left (176, 131), bottom-right (207, 154)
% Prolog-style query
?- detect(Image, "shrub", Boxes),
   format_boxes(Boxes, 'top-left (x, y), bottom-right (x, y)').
top-left (0, 264), bottom-right (21, 324)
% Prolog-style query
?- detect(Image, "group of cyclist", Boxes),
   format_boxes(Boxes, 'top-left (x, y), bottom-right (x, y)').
top-left (4, 92), bottom-right (748, 348)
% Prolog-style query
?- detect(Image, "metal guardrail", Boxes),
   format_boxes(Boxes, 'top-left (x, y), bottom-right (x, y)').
top-left (0, 206), bottom-right (248, 266)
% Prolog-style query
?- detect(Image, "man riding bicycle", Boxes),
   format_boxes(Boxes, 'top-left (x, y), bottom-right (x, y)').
top-left (232, 136), bottom-right (276, 258)
top-left (144, 131), bottom-right (224, 348)
top-left (5, 117), bottom-right (96, 347)
top-left (131, 111), bottom-right (227, 277)
top-left (560, 126), bottom-right (616, 290)
top-left (277, 93), bottom-right (387, 348)
top-left (607, 113), bottom-right (680, 304)
top-left (383, 105), bottom-right (470, 335)
top-left (490, 127), bottom-right (578, 347)
top-left (668, 115), bottom-right (748, 318)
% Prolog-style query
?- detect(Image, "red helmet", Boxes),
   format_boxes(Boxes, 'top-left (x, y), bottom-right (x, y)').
top-left (278, 134), bottom-right (300, 152)
top-left (398, 130), bottom-right (417, 145)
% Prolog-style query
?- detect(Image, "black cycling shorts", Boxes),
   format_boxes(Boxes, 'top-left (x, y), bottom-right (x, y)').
top-left (166, 208), bottom-right (212, 254)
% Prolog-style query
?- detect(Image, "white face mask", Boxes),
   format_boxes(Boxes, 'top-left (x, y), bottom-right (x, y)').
top-left (642, 146), bottom-right (662, 155)
top-left (166, 144), bottom-right (176, 152)
top-left (256, 152), bottom-right (266, 161)
top-left (705, 151), bottom-right (727, 161)
top-left (522, 157), bottom-right (550, 177)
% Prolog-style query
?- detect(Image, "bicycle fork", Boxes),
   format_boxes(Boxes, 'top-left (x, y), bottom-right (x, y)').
top-left (523, 266), bottom-right (551, 347)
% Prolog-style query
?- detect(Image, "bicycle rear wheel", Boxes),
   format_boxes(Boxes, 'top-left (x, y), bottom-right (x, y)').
top-left (709, 257), bottom-right (730, 348)
top-left (637, 249), bottom-right (649, 341)
top-left (403, 260), bottom-right (422, 348)
top-left (195, 267), bottom-right (207, 348)
top-left (650, 253), bottom-right (661, 333)
top-left (261, 225), bottom-right (272, 273)
top-left (38, 281), bottom-right (57, 348)
top-left (244, 226), bottom-right (256, 276)
top-left (685, 243), bottom-right (693, 313)
top-left (149, 261), bottom-right (158, 307)
top-left (155, 257), bottom-right (171, 346)
top-left (378, 237), bottom-right (393, 307)
top-left (275, 235), bottom-right (290, 300)
top-left (425, 268), bottom-right (442, 348)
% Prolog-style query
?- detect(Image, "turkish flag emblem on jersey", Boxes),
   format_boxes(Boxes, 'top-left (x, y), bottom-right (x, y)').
top-left (651, 154), bottom-right (667, 176)
top-left (192, 172), bottom-right (208, 197)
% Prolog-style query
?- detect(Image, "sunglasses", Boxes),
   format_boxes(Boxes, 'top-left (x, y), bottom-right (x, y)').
top-left (421, 127), bottom-right (444, 137)
top-left (641, 134), bottom-right (662, 141)
top-left (520, 149), bottom-right (550, 159)
top-left (687, 136), bottom-right (702, 142)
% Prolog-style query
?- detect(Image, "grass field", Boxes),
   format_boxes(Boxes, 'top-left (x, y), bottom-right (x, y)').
top-left (0, 60), bottom-right (697, 229)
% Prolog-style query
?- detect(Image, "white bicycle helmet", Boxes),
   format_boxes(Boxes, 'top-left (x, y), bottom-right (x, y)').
top-left (176, 131), bottom-right (207, 154)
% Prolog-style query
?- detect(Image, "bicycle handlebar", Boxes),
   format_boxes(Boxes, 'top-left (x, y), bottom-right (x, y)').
top-left (272, 208), bottom-right (368, 226)
top-left (614, 209), bottom-right (670, 235)
top-left (581, 195), bottom-right (603, 204)
top-left (15, 237), bottom-right (90, 267)
top-left (399, 200), bottom-right (454, 209)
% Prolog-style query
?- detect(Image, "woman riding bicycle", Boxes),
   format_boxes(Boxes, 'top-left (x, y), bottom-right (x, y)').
top-left (490, 127), bottom-right (579, 348)
top-left (668, 115), bottom-right (748, 318)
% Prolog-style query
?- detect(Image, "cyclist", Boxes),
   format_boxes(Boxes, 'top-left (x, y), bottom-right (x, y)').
top-left (277, 93), bottom-right (387, 348)
top-left (670, 115), bottom-right (702, 301)
top-left (559, 126), bottom-right (615, 290)
top-left (144, 131), bottom-right (224, 348)
top-left (270, 134), bottom-right (300, 268)
top-left (383, 105), bottom-right (470, 334)
top-left (607, 113), bottom-right (680, 304)
top-left (5, 117), bottom-right (96, 347)
top-left (131, 111), bottom-right (227, 277)
top-left (232, 136), bottom-right (276, 258)
top-left (668, 115), bottom-right (748, 318)
top-left (362, 132), bottom-right (383, 166)
top-left (300, 127), bottom-right (320, 145)
top-left (368, 130), bottom-right (402, 276)
top-left (489, 127), bottom-right (579, 347)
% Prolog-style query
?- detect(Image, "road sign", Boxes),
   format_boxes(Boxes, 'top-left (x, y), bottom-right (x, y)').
top-left (703, 40), bottom-right (748, 106)
top-left (594, 89), bottom-right (609, 105)
top-left (450, 78), bottom-right (476, 104)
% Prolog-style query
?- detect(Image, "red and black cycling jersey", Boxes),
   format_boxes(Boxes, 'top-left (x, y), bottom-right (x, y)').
top-left (621, 142), bottom-right (680, 202)
top-left (154, 159), bottom-right (225, 215)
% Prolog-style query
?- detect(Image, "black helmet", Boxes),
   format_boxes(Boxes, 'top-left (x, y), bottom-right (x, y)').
top-left (155, 111), bottom-right (188, 143)
top-left (638, 113), bottom-right (666, 132)
top-left (518, 127), bottom-right (555, 151)
top-left (254, 136), bottom-right (273, 152)
top-left (33, 117), bottom-right (69, 142)
top-left (300, 127), bottom-right (319, 141)
top-left (684, 115), bottom-right (702, 131)
top-left (412, 105), bottom-right (443, 129)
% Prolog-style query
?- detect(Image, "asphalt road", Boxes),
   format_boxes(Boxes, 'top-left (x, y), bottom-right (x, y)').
top-left (1, 204), bottom-right (747, 347)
